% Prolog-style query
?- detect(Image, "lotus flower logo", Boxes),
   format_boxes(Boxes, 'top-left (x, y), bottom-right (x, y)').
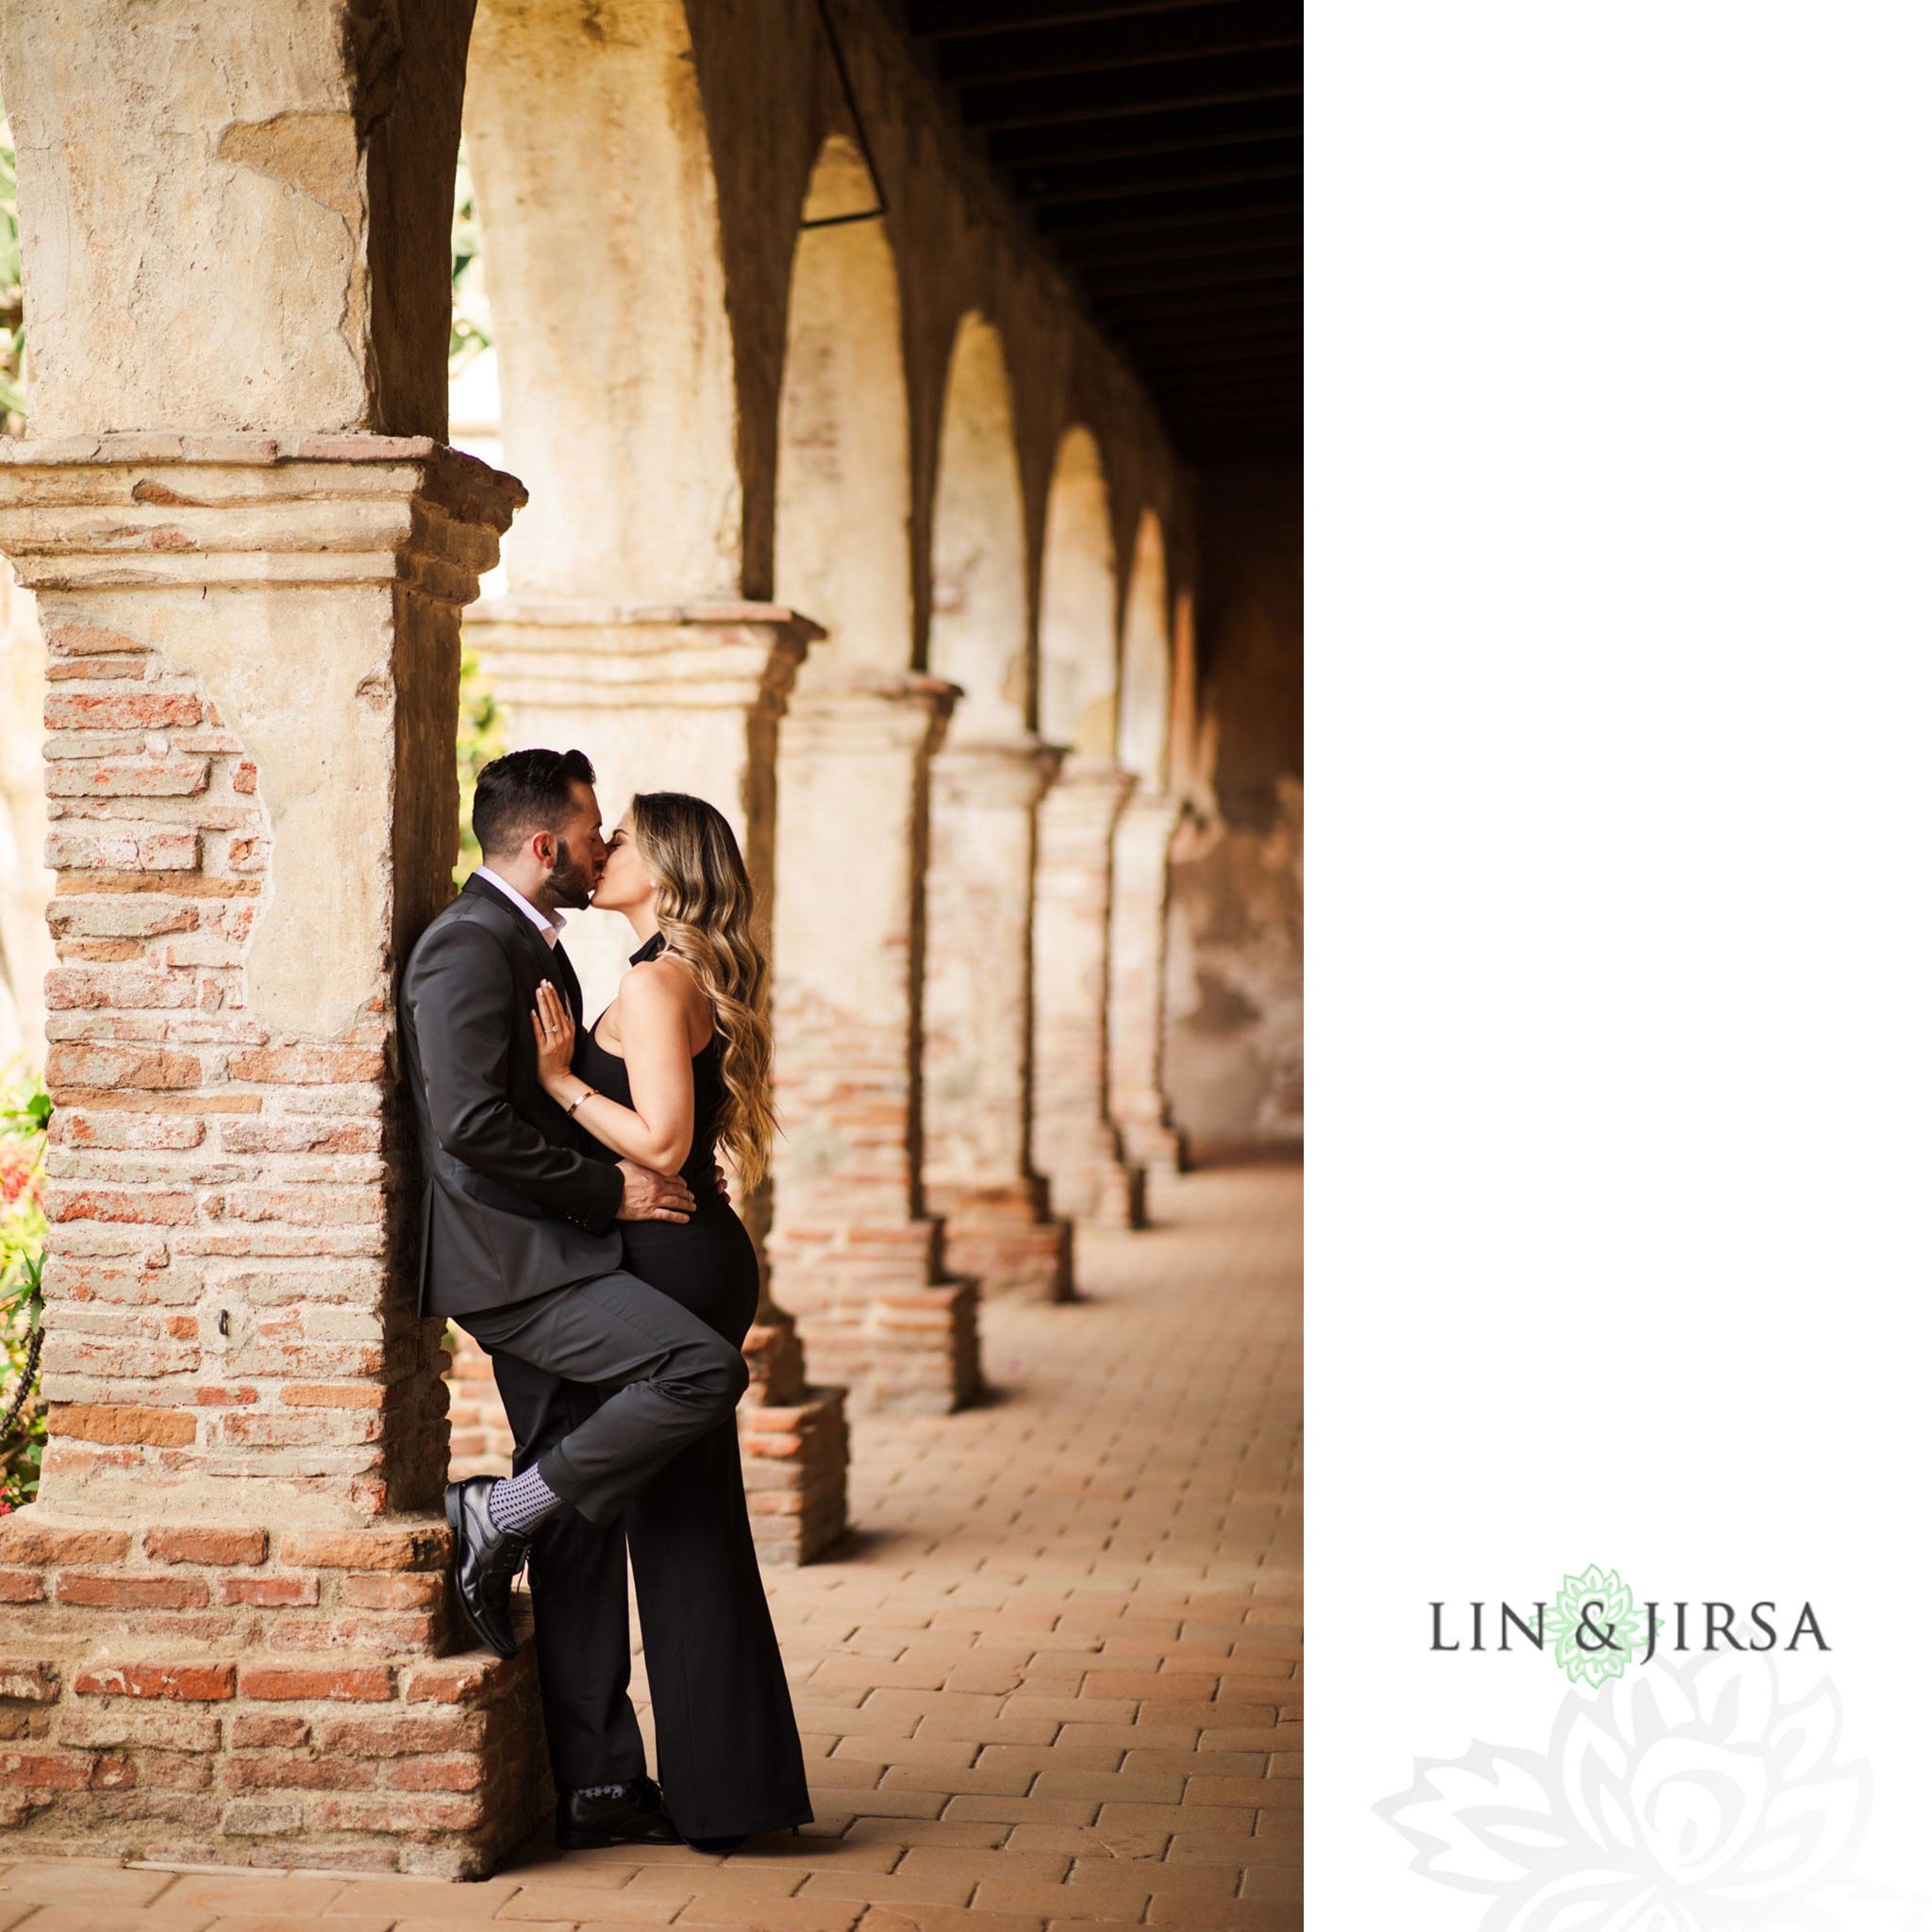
top-left (1553, 1563), bottom-right (1644, 1688)
top-left (1376, 1651), bottom-right (1924, 1929)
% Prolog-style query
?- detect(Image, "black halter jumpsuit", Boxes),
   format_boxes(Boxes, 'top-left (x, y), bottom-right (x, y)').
top-left (568, 945), bottom-right (811, 1840)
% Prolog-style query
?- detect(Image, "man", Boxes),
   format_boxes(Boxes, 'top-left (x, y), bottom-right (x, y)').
top-left (400, 747), bottom-right (750, 1851)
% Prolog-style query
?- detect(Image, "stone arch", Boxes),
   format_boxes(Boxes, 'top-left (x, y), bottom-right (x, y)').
top-left (456, 3), bottom-right (845, 1562)
top-left (774, 137), bottom-right (914, 672)
top-left (1117, 508), bottom-right (1171, 788)
top-left (1038, 426), bottom-right (1118, 757)
top-left (928, 312), bottom-right (1028, 742)
top-left (766, 139), bottom-right (970, 1412)
top-left (463, 0), bottom-right (741, 602)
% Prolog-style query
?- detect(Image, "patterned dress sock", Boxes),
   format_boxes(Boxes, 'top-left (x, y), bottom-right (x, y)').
top-left (576, 1782), bottom-right (630, 1801)
top-left (487, 1464), bottom-right (566, 1537)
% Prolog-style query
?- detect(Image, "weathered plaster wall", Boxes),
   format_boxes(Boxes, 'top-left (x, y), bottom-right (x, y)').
top-left (1165, 464), bottom-right (1303, 1148)
top-left (1, 0), bottom-right (472, 441)
top-left (466, 0), bottom-right (742, 601)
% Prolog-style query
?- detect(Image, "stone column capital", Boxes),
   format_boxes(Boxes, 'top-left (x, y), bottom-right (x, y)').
top-left (465, 598), bottom-right (823, 718)
top-left (1049, 753), bottom-right (1137, 798)
top-left (929, 736), bottom-right (1065, 808)
top-left (1118, 787), bottom-right (1186, 836)
top-left (0, 434), bottom-right (525, 602)
top-left (780, 670), bottom-right (960, 758)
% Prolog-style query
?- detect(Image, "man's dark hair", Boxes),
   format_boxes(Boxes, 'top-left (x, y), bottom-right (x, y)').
top-left (472, 748), bottom-right (597, 861)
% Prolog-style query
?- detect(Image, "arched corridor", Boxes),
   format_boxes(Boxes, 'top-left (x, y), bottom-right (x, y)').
top-left (0, 0), bottom-right (1299, 1885)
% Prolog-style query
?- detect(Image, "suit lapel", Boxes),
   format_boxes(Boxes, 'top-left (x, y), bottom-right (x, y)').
top-left (550, 941), bottom-right (585, 1025)
top-left (463, 873), bottom-right (553, 967)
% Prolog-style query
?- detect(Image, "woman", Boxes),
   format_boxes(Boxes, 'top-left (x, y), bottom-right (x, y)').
top-left (529, 791), bottom-right (810, 1850)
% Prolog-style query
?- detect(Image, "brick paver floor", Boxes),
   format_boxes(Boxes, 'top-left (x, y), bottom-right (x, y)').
top-left (0, 1158), bottom-right (1302, 1932)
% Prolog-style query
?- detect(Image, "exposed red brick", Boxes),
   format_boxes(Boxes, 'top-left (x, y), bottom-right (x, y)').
top-left (53, 1109), bottom-right (206, 1150)
top-left (0, 1751), bottom-right (92, 1790)
top-left (49, 1404), bottom-right (196, 1446)
top-left (226, 1753), bottom-right (360, 1790)
top-left (44, 1041), bottom-right (200, 1091)
top-left (225, 1045), bottom-right (384, 1085)
top-left (72, 1661), bottom-right (236, 1701)
top-left (47, 1089), bottom-right (258, 1115)
top-left (219, 1574), bottom-right (317, 1607)
top-left (0, 1572), bottom-right (42, 1603)
top-left (237, 1664), bottom-right (394, 1703)
top-left (218, 1118), bottom-right (380, 1155)
top-left (46, 825), bottom-right (198, 871)
top-left (46, 657), bottom-right (143, 681)
top-left (141, 1750), bottom-right (213, 1790)
top-left (45, 964), bottom-right (199, 1009)
top-left (316, 1712), bottom-right (478, 1757)
top-left (280, 1527), bottom-right (446, 1572)
top-left (280, 1383), bottom-right (386, 1408)
top-left (46, 757), bottom-right (209, 797)
top-left (48, 623), bottom-right (148, 657)
top-left (54, 872), bottom-right (256, 899)
top-left (44, 691), bottom-right (201, 730)
top-left (403, 1654), bottom-right (524, 1704)
top-left (44, 1187), bottom-right (199, 1226)
top-left (314, 1790), bottom-right (484, 1833)
top-left (383, 1755), bottom-right (483, 1792)
top-left (56, 1572), bottom-right (208, 1610)
top-left (220, 1186), bottom-right (377, 1226)
top-left (0, 1523), bottom-right (131, 1566)
top-left (341, 1574), bottom-right (439, 1611)
top-left (230, 1714), bottom-right (308, 1749)
top-left (56, 1708), bottom-right (220, 1752)
top-left (0, 1662), bottom-right (61, 1703)
top-left (145, 1526), bottom-right (267, 1567)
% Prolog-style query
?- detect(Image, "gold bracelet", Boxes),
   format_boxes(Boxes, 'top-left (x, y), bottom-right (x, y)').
top-left (565, 1088), bottom-right (594, 1117)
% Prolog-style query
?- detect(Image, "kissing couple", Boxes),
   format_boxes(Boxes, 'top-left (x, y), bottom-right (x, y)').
top-left (399, 748), bottom-right (811, 1854)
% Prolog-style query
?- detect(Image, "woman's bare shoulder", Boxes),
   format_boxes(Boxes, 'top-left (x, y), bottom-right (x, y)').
top-left (618, 952), bottom-right (708, 1029)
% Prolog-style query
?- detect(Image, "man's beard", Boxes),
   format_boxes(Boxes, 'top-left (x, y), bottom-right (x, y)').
top-left (544, 836), bottom-right (598, 910)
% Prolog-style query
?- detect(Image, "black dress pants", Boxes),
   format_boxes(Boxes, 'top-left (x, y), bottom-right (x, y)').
top-left (463, 1269), bottom-right (748, 1525)
top-left (480, 1204), bottom-right (812, 1839)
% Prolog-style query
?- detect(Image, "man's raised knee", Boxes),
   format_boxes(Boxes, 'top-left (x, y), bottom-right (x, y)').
top-left (698, 1332), bottom-right (751, 1413)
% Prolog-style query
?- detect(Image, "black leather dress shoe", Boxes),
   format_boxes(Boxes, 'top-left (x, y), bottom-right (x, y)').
top-left (444, 1475), bottom-right (527, 1660)
top-left (684, 1834), bottom-right (746, 1854)
top-left (557, 1775), bottom-right (682, 1850)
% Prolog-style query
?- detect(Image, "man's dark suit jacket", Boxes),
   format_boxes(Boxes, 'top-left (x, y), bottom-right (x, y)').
top-left (400, 873), bottom-right (625, 1318)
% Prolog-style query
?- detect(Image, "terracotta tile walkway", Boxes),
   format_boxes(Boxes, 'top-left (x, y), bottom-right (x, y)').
top-left (0, 1159), bottom-right (1302, 1932)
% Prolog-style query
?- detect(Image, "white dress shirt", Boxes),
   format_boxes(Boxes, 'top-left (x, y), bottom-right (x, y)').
top-left (474, 866), bottom-right (566, 949)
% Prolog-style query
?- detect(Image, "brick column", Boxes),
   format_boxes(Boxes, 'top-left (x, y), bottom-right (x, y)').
top-left (923, 741), bottom-right (1073, 1301)
top-left (0, 435), bottom-right (545, 1874)
top-left (1032, 758), bottom-right (1144, 1229)
top-left (767, 675), bottom-right (980, 1416)
top-left (1108, 790), bottom-right (1186, 1174)
top-left (464, 601), bottom-right (848, 1563)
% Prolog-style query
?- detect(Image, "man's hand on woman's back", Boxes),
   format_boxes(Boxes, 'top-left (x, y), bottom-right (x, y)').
top-left (616, 1158), bottom-right (695, 1223)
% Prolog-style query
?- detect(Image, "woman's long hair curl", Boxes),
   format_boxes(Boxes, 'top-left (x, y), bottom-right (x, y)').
top-left (628, 791), bottom-right (777, 1190)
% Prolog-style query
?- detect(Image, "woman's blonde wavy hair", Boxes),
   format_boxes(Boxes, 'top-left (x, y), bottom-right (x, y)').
top-left (627, 791), bottom-right (776, 1190)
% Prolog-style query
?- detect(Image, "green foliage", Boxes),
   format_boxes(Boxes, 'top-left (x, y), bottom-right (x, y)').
top-left (449, 142), bottom-right (491, 375)
top-left (0, 1068), bottom-right (49, 1511)
top-left (0, 100), bottom-right (25, 432)
top-left (450, 142), bottom-right (503, 881)
top-left (456, 646), bottom-right (505, 878)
